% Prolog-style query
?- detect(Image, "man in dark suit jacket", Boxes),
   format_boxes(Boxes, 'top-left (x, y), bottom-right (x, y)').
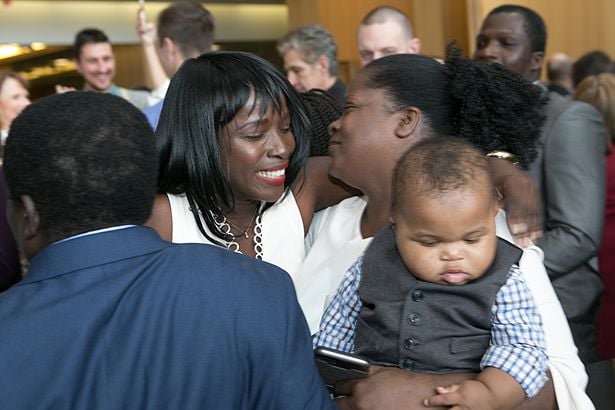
top-left (475, 5), bottom-right (615, 409)
top-left (0, 92), bottom-right (334, 410)
top-left (474, 5), bottom-right (605, 365)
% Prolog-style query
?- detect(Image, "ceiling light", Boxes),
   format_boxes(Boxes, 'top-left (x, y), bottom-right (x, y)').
top-left (30, 42), bottom-right (46, 51)
top-left (0, 43), bottom-right (24, 59)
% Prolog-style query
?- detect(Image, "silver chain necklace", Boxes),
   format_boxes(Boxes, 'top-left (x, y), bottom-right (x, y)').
top-left (212, 208), bottom-right (264, 260)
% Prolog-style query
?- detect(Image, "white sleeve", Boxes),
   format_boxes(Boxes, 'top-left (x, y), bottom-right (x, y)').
top-left (495, 210), bottom-right (594, 410)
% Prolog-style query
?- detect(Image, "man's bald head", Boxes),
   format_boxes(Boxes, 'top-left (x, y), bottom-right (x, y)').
top-left (356, 6), bottom-right (421, 66)
top-left (547, 52), bottom-right (572, 83)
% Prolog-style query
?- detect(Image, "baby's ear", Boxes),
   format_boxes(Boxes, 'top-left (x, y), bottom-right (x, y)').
top-left (395, 107), bottom-right (421, 138)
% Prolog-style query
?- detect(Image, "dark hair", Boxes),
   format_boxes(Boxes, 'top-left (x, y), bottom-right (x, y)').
top-left (487, 4), bottom-right (547, 53)
top-left (3, 92), bottom-right (157, 242)
top-left (300, 89), bottom-right (342, 156)
top-left (156, 51), bottom-right (309, 244)
top-left (392, 136), bottom-right (493, 211)
top-left (158, 1), bottom-right (215, 58)
top-left (74, 28), bottom-right (110, 59)
top-left (363, 46), bottom-right (546, 168)
top-left (572, 50), bottom-right (615, 88)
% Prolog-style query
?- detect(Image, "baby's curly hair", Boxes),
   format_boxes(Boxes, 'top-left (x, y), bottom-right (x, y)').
top-left (301, 89), bottom-right (342, 156)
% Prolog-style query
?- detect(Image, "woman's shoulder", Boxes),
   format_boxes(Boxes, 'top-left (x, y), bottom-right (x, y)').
top-left (145, 194), bottom-right (173, 241)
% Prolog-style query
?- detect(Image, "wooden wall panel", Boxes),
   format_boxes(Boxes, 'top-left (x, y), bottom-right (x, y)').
top-left (412, 0), bottom-right (446, 56)
top-left (285, 0), bottom-right (469, 81)
top-left (285, 0), bottom-right (414, 80)
top-left (288, 0), bottom-right (614, 79)
top-left (114, 45), bottom-right (148, 89)
top-left (411, 0), bottom-right (470, 57)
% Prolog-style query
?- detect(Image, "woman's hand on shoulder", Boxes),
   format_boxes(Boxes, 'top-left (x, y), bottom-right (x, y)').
top-left (488, 158), bottom-right (543, 247)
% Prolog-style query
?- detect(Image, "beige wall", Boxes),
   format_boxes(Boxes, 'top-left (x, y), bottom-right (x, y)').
top-left (0, 2), bottom-right (288, 45)
top-left (285, 0), bottom-right (470, 81)
top-left (286, 0), bottom-right (414, 81)
top-left (287, 0), bottom-right (615, 82)
top-left (0, 2), bottom-right (288, 94)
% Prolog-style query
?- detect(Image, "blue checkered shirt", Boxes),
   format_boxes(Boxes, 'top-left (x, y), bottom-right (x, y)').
top-left (313, 257), bottom-right (549, 398)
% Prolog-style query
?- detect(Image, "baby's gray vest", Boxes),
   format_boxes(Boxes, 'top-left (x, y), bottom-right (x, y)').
top-left (354, 225), bottom-right (522, 373)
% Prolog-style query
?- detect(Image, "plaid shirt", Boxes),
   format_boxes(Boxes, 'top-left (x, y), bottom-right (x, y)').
top-left (313, 257), bottom-right (548, 398)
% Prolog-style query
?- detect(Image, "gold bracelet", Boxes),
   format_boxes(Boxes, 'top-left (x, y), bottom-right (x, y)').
top-left (485, 150), bottom-right (519, 165)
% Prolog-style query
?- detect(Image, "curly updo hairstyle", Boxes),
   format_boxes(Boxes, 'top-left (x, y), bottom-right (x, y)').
top-left (362, 45), bottom-right (547, 169)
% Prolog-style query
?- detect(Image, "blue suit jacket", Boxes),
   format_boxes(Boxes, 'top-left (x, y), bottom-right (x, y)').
top-left (0, 226), bottom-right (334, 409)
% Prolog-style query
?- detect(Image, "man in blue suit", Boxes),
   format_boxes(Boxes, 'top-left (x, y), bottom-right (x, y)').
top-left (0, 92), bottom-right (334, 410)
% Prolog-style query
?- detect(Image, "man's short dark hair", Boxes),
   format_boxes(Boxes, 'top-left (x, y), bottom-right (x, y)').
top-left (74, 28), bottom-right (110, 60)
top-left (572, 50), bottom-right (615, 88)
top-left (3, 92), bottom-right (157, 242)
top-left (487, 4), bottom-right (547, 53)
top-left (157, 1), bottom-right (214, 58)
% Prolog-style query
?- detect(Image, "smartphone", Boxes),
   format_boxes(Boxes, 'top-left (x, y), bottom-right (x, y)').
top-left (314, 346), bottom-right (370, 394)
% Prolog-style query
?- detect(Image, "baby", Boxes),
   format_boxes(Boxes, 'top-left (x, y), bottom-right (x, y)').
top-left (314, 137), bottom-right (548, 409)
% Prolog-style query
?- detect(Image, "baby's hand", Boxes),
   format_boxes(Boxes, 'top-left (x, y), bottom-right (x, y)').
top-left (423, 380), bottom-right (495, 410)
top-left (434, 384), bottom-right (460, 394)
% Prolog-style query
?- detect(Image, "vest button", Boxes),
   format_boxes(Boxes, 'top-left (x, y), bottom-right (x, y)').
top-left (412, 289), bottom-right (424, 302)
top-left (403, 337), bottom-right (418, 350)
top-left (401, 358), bottom-right (416, 370)
top-left (407, 313), bottom-right (421, 326)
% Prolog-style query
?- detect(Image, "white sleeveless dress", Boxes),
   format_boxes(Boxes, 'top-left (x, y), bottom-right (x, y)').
top-left (168, 192), bottom-right (305, 277)
top-left (294, 197), bottom-right (369, 334)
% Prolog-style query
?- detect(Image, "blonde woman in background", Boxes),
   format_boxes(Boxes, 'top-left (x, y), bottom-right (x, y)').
top-left (0, 72), bottom-right (28, 290)
top-left (575, 73), bottom-right (615, 364)
top-left (0, 72), bottom-right (30, 148)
